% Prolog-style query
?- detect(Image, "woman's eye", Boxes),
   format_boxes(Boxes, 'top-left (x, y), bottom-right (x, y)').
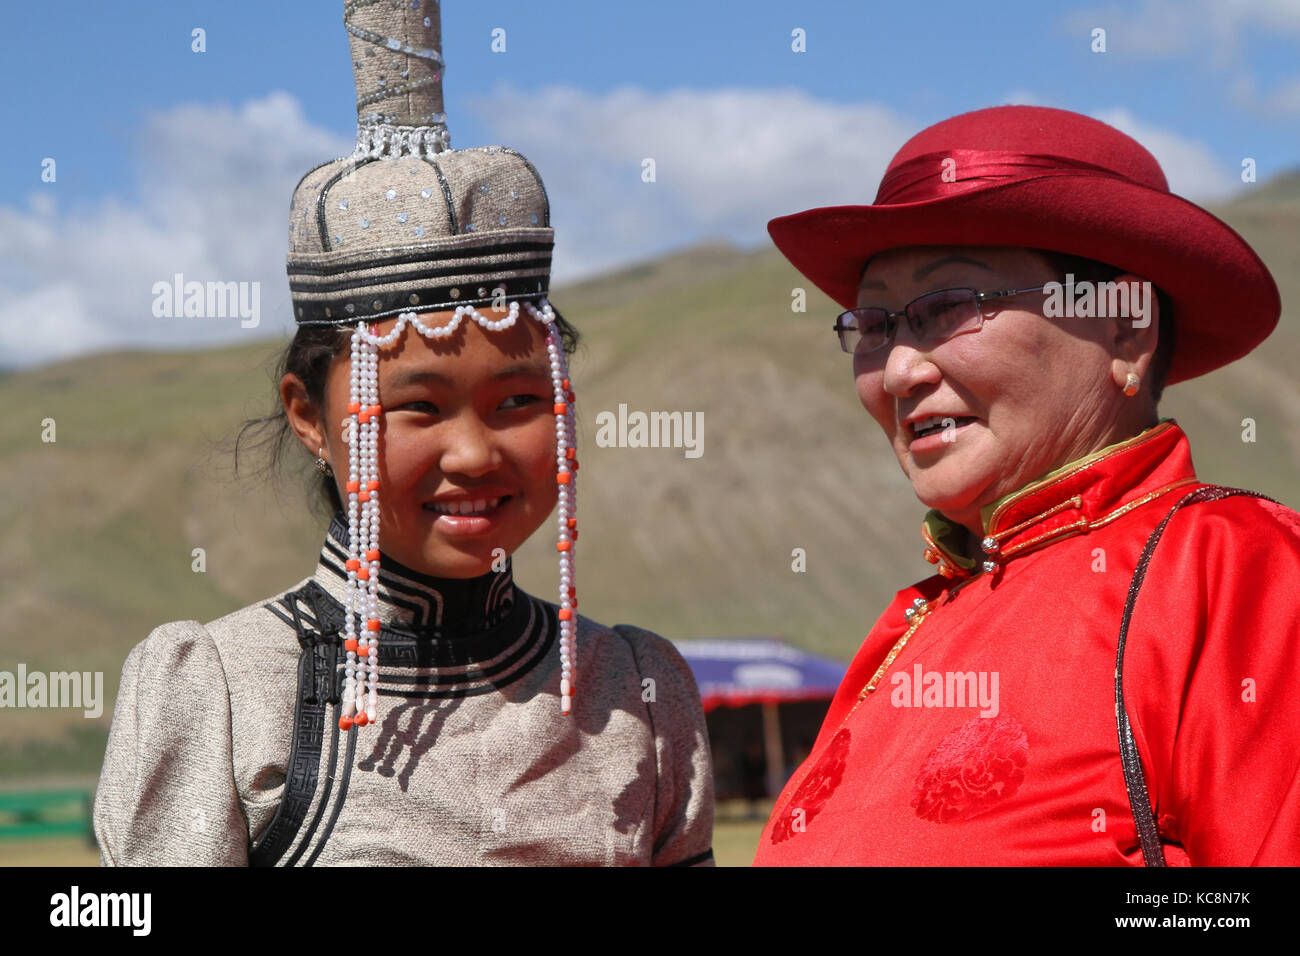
top-left (401, 401), bottom-right (439, 413)
top-left (500, 394), bottom-right (542, 410)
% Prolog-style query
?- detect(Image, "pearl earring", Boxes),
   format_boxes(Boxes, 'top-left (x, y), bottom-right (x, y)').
top-left (1123, 372), bottom-right (1140, 397)
top-left (315, 446), bottom-right (333, 474)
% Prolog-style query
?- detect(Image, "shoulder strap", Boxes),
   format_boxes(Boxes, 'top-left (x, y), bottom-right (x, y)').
top-left (249, 581), bottom-right (342, 867)
top-left (1116, 484), bottom-right (1276, 866)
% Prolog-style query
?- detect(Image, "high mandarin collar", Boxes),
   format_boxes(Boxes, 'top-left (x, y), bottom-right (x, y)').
top-left (920, 419), bottom-right (1200, 579)
top-left (311, 509), bottom-right (516, 637)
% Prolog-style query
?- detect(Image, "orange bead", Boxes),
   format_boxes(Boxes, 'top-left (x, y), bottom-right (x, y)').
top-left (557, 472), bottom-right (570, 485)
top-left (565, 448), bottom-right (575, 459)
top-left (561, 379), bottom-right (570, 390)
top-left (359, 410), bottom-right (371, 424)
top-left (367, 481), bottom-right (379, 491)
top-left (571, 461), bottom-right (579, 472)
top-left (339, 716), bottom-right (353, 730)
top-left (347, 480), bottom-right (360, 493)
top-left (558, 609), bottom-right (572, 621)
top-left (358, 567), bottom-right (369, 580)
top-left (557, 540), bottom-right (571, 552)
top-left (344, 638), bottom-right (358, 652)
top-left (355, 713), bottom-right (369, 727)
top-left (553, 403), bottom-right (567, 415)
top-left (367, 619), bottom-right (381, 631)
top-left (348, 402), bottom-right (361, 414)
top-left (566, 517), bottom-right (577, 529)
top-left (360, 490), bottom-right (370, 502)
top-left (365, 549), bottom-right (380, 561)
top-left (566, 391), bottom-right (575, 403)
top-left (346, 558), bottom-right (360, 570)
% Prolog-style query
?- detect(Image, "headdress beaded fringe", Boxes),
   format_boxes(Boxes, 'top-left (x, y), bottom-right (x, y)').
top-left (338, 304), bottom-right (578, 729)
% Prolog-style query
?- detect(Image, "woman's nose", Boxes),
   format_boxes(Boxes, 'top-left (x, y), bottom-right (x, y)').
top-left (437, 414), bottom-right (499, 476)
top-left (879, 332), bottom-right (941, 398)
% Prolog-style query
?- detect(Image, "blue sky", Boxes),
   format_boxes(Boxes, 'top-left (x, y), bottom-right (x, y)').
top-left (3, 0), bottom-right (1298, 368)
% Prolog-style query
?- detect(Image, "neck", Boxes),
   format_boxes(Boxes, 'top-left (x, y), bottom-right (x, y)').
top-left (323, 509), bottom-right (516, 637)
top-left (943, 412), bottom-right (1162, 536)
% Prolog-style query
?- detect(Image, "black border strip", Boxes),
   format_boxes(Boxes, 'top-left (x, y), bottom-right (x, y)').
top-left (317, 157), bottom-right (380, 252)
top-left (667, 848), bottom-right (715, 867)
top-left (288, 255), bottom-right (552, 294)
top-left (288, 241), bottom-right (553, 278)
top-left (292, 277), bottom-right (549, 323)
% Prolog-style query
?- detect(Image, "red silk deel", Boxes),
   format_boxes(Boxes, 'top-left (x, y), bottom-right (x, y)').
top-left (753, 421), bottom-right (1300, 866)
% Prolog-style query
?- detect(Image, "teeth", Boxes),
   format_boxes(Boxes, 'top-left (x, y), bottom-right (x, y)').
top-left (427, 496), bottom-right (501, 515)
top-left (912, 415), bottom-right (972, 435)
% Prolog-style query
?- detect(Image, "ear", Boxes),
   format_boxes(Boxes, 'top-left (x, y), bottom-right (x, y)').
top-left (281, 372), bottom-right (328, 458)
top-left (1106, 274), bottom-right (1160, 390)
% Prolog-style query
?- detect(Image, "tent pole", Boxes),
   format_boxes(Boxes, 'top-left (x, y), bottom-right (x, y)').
top-left (761, 701), bottom-right (785, 800)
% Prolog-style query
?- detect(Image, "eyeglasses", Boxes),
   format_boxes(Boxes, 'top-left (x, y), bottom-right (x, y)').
top-left (833, 285), bottom-right (1052, 355)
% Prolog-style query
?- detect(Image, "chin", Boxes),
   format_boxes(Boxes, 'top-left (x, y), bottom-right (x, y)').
top-left (908, 473), bottom-right (985, 515)
top-left (425, 545), bottom-right (500, 579)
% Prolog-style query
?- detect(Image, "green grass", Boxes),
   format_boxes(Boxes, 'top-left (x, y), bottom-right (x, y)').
top-left (0, 836), bottom-right (100, 867)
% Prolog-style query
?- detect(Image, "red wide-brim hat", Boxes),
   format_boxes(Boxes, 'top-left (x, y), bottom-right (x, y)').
top-left (767, 105), bottom-right (1281, 385)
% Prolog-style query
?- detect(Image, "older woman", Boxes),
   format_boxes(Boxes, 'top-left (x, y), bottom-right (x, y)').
top-left (752, 105), bottom-right (1300, 866)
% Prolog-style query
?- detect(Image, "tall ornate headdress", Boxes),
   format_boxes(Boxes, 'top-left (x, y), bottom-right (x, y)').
top-left (286, 0), bottom-right (578, 728)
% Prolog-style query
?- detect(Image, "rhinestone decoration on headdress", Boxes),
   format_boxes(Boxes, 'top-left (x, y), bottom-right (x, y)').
top-left (286, 0), bottom-right (578, 727)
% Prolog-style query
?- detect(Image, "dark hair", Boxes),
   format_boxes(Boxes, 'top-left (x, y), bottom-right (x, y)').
top-left (231, 306), bottom-right (581, 521)
top-left (1033, 249), bottom-right (1176, 403)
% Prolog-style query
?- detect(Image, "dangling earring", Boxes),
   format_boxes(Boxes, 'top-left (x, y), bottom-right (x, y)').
top-left (315, 445), bottom-right (333, 474)
top-left (1122, 372), bottom-right (1140, 397)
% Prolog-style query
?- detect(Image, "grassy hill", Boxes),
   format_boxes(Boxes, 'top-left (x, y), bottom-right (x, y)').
top-left (2, 188), bottom-right (1298, 779)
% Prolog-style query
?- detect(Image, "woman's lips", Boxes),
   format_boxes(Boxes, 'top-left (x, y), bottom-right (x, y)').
top-left (422, 495), bottom-right (512, 536)
top-left (908, 416), bottom-right (979, 452)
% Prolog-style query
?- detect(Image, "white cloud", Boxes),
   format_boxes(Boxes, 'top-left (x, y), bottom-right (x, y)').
top-left (1069, 0), bottom-right (1300, 59)
top-left (1068, 1), bottom-right (1300, 116)
top-left (999, 90), bottom-right (1044, 106)
top-left (2, 85), bottom-right (914, 370)
top-left (1231, 72), bottom-right (1300, 116)
top-left (464, 84), bottom-right (915, 282)
top-left (0, 85), bottom-right (1248, 370)
top-left (0, 91), bottom-right (352, 370)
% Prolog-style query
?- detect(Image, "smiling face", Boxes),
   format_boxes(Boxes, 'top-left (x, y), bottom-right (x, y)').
top-left (284, 309), bottom-right (559, 579)
top-left (852, 245), bottom-right (1159, 535)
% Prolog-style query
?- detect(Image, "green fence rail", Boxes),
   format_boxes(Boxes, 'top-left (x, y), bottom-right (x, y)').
top-left (0, 789), bottom-right (94, 842)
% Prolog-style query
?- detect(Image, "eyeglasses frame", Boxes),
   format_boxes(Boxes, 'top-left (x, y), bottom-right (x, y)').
top-left (833, 284), bottom-right (1055, 355)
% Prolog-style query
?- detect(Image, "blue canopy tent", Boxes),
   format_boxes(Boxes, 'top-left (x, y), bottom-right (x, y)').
top-left (675, 638), bottom-right (849, 801)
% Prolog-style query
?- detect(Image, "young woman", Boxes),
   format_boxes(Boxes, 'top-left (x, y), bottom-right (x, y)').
top-left (92, 0), bottom-right (714, 867)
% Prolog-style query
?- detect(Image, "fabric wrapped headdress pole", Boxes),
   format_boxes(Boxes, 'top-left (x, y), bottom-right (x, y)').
top-left (286, 0), bottom-right (579, 726)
